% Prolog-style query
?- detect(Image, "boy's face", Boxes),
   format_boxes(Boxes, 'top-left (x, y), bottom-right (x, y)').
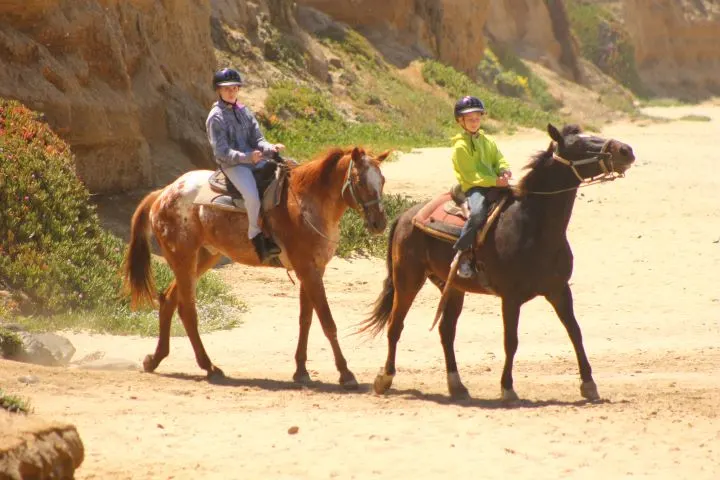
top-left (458, 111), bottom-right (484, 133)
top-left (217, 85), bottom-right (240, 104)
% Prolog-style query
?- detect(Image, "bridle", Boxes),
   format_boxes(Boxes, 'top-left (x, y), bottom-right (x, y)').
top-left (341, 156), bottom-right (382, 216)
top-left (525, 139), bottom-right (621, 195)
top-left (281, 154), bottom-right (383, 243)
top-left (552, 139), bottom-right (617, 183)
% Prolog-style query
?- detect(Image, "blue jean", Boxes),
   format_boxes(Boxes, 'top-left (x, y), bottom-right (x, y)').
top-left (453, 187), bottom-right (491, 251)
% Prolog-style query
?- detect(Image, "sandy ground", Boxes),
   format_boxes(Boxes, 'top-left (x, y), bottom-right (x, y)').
top-left (2, 106), bottom-right (719, 479)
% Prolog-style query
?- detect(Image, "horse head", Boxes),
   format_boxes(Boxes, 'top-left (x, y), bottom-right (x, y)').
top-left (548, 123), bottom-right (635, 180)
top-left (342, 147), bottom-right (391, 234)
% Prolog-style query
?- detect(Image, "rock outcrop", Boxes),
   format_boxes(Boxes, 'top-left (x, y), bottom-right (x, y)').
top-left (0, 413), bottom-right (84, 479)
top-left (296, 0), bottom-right (491, 76)
top-left (0, 0), bottom-right (216, 193)
top-left (623, 0), bottom-right (720, 96)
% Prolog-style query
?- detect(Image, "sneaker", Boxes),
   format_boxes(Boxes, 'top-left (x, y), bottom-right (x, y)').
top-left (457, 259), bottom-right (475, 279)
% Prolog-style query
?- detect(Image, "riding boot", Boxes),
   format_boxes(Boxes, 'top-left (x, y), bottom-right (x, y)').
top-left (263, 235), bottom-right (281, 256)
top-left (251, 234), bottom-right (272, 264)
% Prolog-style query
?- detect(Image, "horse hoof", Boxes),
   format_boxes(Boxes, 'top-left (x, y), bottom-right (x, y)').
top-left (293, 371), bottom-right (313, 385)
top-left (501, 388), bottom-right (520, 402)
top-left (373, 373), bottom-right (394, 395)
top-left (207, 367), bottom-right (226, 384)
top-left (142, 354), bottom-right (156, 373)
top-left (447, 373), bottom-right (470, 400)
top-left (581, 380), bottom-right (601, 401)
top-left (340, 372), bottom-right (359, 390)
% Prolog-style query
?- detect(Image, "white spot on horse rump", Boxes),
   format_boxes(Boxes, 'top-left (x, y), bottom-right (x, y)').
top-left (166, 170), bottom-right (213, 224)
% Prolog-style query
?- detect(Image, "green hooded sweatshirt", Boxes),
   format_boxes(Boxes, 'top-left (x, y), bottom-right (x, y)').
top-left (451, 130), bottom-right (509, 192)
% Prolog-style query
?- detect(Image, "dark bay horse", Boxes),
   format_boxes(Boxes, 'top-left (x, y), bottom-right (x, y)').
top-left (124, 147), bottom-right (390, 387)
top-left (361, 124), bottom-right (635, 401)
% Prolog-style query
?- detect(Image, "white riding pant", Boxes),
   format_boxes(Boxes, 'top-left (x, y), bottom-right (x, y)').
top-left (223, 164), bottom-right (262, 239)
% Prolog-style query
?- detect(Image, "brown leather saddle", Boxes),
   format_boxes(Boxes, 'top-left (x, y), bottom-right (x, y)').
top-left (412, 184), bottom-right (509, 244)
top-left (193, 161), bottom-right (288, 213)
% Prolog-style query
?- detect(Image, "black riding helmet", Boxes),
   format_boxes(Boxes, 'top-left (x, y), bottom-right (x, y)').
top-left (213, 68), bottom-right (243, 88)
top-left (454, 96), bottom-right (485, 119)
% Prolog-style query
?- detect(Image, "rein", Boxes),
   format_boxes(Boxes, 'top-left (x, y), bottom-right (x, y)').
top-left (524, 139), bottom-right (623, 195)
top-left (283, 156), bottom-right (380, 243)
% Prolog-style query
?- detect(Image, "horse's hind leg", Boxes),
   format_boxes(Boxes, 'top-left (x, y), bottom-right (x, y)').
top-left (545, 284), bottom-right (599, 401)
top-left (292, 285), bottom-right (313, 384)
top-left (144, 248), bottom-right (221, 374)
top-left (143, 281), bottom-right (178, 373)
top-left (373, 265), bottom-right (426, 395)
top-left (437, 289), bottom-right (469, 399)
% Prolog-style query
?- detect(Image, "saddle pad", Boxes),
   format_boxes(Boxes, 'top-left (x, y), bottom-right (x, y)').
top-left (412, 191), bottom-right (509, 245)
top-left (193, 172), bottom-right (285, 214)
top-left (412, 192), bottom-right (466, 243)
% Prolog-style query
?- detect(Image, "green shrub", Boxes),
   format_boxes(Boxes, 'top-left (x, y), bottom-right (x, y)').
top-left (421, 60), bottom-right (562, 130)
top-left (264, 80), bottom-right (339, 123)
top-left (0, 389), bottom-right (31, 414)
top-left (261, 77), bottom-right (452, 161)
top-left (336, 194), bottom-right (421, 258)
top-left (0, 99), bottom-right (244, 335)
top-left (565, 0), bottom-right (648, 96)
top-left (0, 326), bottom-right (22, 358)
top-left (484, 44), bottom-right (561, 111)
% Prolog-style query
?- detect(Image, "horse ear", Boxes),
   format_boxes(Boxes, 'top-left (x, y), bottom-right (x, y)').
top-left (351, 147), bottom-right (363, 162)
top-left (376, 150), bottom-right (392, 163)
top-left (547, 123), bottom-right (563, 145)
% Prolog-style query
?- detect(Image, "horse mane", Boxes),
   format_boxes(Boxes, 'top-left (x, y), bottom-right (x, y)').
top-left (293, 146), bottom-right (365, 190)
top-left (514, 124), bottom-right (582, 196)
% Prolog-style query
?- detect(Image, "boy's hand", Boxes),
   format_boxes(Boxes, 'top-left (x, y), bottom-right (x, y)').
top-left (496, 177), bottom-right (509, 187)
top-left (501, 170), bottom-right (512, 179)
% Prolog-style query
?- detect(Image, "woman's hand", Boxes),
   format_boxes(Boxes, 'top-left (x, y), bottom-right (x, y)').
top-left (273, 143), bottom-right (286, 152)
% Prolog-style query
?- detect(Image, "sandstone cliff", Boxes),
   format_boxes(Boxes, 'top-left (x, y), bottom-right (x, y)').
top-left (0, 0), bottom-right (216, 193)
top-left (296, 0), bottom-right (491, 76)
top-left (623, 0), bottom-right (720, 96)
top-left (2, 0), bottom-right (719, 195)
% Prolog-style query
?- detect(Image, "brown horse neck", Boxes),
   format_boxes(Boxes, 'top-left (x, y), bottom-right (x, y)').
top-left (517, 162), bottom-right (580, 236)
top-left (289, 153), bottom-right (353, 224)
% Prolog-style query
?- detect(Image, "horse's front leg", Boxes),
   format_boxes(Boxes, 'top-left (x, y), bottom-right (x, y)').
top-left (297, 271), bottom-right (358, 389)
top-left (545, 284), bottom-right (600, 401)
top-left (438, 289), bottom-right (469, 399)
top-left (500, 297), bottom-right (522, 401)
top-left (292, 285), bottom-right (314, 384)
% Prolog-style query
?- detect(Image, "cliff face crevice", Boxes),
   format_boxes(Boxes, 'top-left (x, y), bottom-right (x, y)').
top-left (0, 0), bottom-right (216, 193)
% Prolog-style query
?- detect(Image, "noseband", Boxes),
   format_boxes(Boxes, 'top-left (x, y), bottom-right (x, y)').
top-left (552, 139), bottom-right (618, 182)
top-left (341, 156), bottom-right (382, 215)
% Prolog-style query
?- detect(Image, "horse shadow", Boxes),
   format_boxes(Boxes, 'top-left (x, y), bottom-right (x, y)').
top-left (155, 371), bottom-right (373, 394)
top-left (155, 372), bottom-right (612, 409)
top-left (386, 387), bottom-right (612, 409)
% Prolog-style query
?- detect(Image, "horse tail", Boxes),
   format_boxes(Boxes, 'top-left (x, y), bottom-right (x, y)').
top-left (357, 217), bottom-right (400, 338)
top-left (123, 189), bottom-right (162, 309)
